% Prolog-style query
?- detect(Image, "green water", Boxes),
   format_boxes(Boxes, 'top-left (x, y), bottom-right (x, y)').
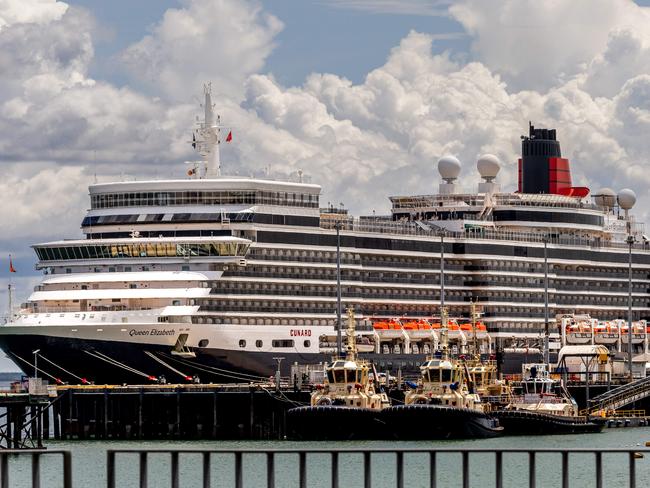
top-left (5, 428), bottom-right (650, 487)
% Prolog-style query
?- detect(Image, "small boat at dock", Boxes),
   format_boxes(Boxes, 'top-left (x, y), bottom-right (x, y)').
top-left (382, 311), bottom-right (503, 440)
top-left (287, 309), bottom-right (390, 440)
top-left (494, 363), bottom-right (604, 435)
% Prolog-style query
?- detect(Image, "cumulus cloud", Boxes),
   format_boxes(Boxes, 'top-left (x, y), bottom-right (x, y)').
top-left (449, 0), bottom-right (650, 92)
top-left (120, 0), bottom-right (283, 101)
top-left (0, 0), bottom-right (67, 31)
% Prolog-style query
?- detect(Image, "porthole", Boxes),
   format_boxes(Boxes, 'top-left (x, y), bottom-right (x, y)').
top-left (303, 340), bottom-right (311, 348)
top-left (198, 339), bottom-right (209, 348)
top-left (256, 340), bottom-right (263, 348)
top-left (239, 339), bottom-right (246, 348)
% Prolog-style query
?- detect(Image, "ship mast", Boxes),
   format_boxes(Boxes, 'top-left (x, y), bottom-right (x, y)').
top-left (345, 308), bottom-right (357, 362)
top-left (192, 83), bottom-right (224, 178)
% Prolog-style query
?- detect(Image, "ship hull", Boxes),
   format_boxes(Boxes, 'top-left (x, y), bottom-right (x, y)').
top-left (287, 406), bottom-right (385, 440)
top-left (494, 410), bottom-right (605, 435)
top-left (381, 404), bottom-right (504, 439)
top-left (0, 330), bottom-right (430, 384)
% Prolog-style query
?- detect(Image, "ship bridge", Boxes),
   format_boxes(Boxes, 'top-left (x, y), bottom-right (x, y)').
top-left (33, 236), bottom-right (250, 269)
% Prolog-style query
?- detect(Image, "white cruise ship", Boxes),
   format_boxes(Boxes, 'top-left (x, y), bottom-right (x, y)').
top-left (1, 84), bottom-right (649, 384)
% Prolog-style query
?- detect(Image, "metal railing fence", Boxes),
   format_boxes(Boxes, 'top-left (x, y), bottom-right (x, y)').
top-left (0, 450), bottom-right (72, 488)
top-left (106, 447), bottom-right (650, 488)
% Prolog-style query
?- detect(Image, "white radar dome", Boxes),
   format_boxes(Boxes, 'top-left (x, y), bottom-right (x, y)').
top-left (438, 155), bottom-right (461, 182)
top-left (477, 154), bottom-right (501, 181)
top-left (594, 188), bottom-right (616, 208)
top-left (617, 188), bottom-right (637, 210)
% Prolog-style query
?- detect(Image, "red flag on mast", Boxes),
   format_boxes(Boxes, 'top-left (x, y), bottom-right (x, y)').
top-left (225, 131), bottom-right (232, 143)
top-left (9, 256), bottom-right (16, 273)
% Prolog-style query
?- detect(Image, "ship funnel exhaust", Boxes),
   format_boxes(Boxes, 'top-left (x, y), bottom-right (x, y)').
top-left (518, 123), bottom-right (589, 198)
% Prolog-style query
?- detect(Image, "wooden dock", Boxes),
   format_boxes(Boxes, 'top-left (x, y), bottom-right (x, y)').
top-left (0, 379), bottom-right (52, 448)
top-left (52, 383), bottom-right (310, 441)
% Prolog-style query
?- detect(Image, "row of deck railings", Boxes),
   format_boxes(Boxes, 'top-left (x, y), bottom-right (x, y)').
top-left (0, 447), bottom-right (648, 488)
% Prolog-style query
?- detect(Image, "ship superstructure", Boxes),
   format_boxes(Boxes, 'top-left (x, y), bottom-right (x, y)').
top-left (1, 88), bottom-right (650, 383)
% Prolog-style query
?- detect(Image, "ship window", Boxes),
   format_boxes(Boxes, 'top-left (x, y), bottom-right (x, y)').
top-left (303, 340), bottom-right (311, 348)
top-left (198, 339), bottom-right (209, 348)
top-left (271, 339), bottom-right (294, 348)
top-left (256, 340), bottom-right (263, 348)
top-left (238, 340), bottom-right (246, 348)
top-left (333, 370), bottom-right (345, 383)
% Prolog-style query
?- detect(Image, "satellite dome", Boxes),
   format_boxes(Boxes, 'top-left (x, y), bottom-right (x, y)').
top-left (594, 188), bottom-right (616, 208)
top-left (477, 154), bottom-right (501, 181)
top-left (617, 188), bottom-right (636, 210)
top-left (438, 155), bottom-right (461, 182)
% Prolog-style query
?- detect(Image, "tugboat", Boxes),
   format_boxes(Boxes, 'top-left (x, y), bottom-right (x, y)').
top-left (382, 310), bottom-right (504, 439)
top-left (494, 363), bottom-right (604, 435)
top-left (287, 309), bottom-right (390, 440)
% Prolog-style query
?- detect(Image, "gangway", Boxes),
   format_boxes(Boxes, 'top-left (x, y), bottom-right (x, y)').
top-left (588, 375), bottom-right (650, 413)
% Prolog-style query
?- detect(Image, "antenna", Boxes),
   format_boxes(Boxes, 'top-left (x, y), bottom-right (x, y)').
top-left (190, 82), bottom-right (231, 178)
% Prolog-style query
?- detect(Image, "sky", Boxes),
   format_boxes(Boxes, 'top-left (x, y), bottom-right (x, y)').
top-left (2, 0), bottom-right (650, 370)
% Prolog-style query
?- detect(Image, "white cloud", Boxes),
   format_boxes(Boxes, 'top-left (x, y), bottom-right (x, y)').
top-left (120, 0), bottom-right (283, 102)
top-left (320, 0), bottom-right (450, 16)
top-left (449, 0), bottom-right (650, 92)
top-left (0, 163), bottom-right (90, 239)
top-left (0, 0), bottom-right (68, 31)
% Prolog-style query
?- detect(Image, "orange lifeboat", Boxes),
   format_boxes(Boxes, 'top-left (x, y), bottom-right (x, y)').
top-left (373, 321), bottom-right (390, 330)
top-left (430, 322), bottom-right (442, 329)
top-left (417, 320), bottom-right (432, 330)
top-left (402, 321), bottom-right (419, 330)
top-left (389, 320), bottom-right (402, 330)
top-left (459, 323), bottom-right (473, 332)
top-left (476, 322), bottom-right (487, 331)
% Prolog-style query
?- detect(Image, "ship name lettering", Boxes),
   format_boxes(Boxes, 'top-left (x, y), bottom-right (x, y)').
top-left (290, 329), bottom-right (311, 337)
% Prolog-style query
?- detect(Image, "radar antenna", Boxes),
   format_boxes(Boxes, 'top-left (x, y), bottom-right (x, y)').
top-left (190, 82), bottom-right (229, 178)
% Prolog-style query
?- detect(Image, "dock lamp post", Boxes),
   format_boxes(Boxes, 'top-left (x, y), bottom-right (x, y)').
top-left (617, 188), bottom-right (637, 380)
top-left (543, 236), bottom-right (550, 366)
top-left (335, 220), bottom-right (342, 357)
top-left (627, 233), bottom-right (635, 380)
top-left (32, 349), bottom-right (40, 379)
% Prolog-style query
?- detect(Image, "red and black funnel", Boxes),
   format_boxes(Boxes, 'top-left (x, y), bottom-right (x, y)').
top-left (518, 123), bottom-right (589, 198)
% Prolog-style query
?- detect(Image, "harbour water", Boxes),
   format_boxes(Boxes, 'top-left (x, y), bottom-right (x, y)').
top-left (3, 427), bottom-right (649, 488)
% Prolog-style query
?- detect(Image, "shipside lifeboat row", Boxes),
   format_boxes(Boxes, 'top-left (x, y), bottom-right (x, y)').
top-left (371, 317), bottom-right (491, 355)
top-left (559, 315), bottom-right (649, 345)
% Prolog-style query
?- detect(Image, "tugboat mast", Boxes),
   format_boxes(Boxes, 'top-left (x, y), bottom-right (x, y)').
top-left (345, 308), bottom-right (357, 361)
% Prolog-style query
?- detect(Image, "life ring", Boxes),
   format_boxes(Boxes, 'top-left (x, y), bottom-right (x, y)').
top-left (317, 397), bottom-right (332, 406)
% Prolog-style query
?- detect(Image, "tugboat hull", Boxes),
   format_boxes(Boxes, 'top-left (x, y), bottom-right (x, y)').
top-left (495, 410), bottom-right (605, 435)
top-left (382, 404), bottom-right (504, 440)
top-left (287, 406), bottom-right (384, 440)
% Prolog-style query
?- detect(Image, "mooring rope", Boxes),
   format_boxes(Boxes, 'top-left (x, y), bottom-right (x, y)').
top-left (83, 350), bottom-right (155, 380)
top-left (37, 352), bottom-right (87, 383)
top-left (163, 353), bottom-right (269, 381)
top-left (8, 352), bottom-right (59, 382)
top-left (160, 353), bottom-right (269, 383)
top-left (144, 351), bottom-right (189, 380)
